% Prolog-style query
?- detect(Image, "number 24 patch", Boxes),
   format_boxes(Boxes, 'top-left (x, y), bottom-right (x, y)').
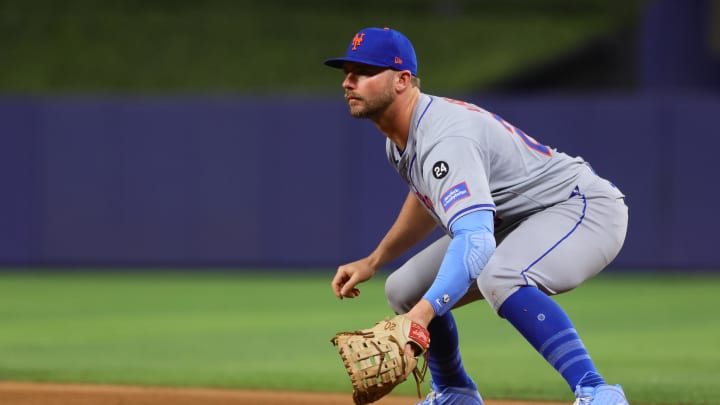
top-left (432, 161), bottom-right (449, 179)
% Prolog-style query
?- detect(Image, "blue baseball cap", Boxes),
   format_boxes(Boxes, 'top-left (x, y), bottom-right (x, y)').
top-left (324, 27), bottom-right (418, 76)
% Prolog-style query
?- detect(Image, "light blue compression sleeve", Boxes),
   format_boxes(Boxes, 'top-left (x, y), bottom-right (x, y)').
top-left (422, 210), bottom-right (496, 316)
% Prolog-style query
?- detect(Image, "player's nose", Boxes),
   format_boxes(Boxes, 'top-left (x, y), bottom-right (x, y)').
top-left (342, 72), bottom-right (357, 90)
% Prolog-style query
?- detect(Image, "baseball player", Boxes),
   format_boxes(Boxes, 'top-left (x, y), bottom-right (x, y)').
top-left (326, 27), bottom-right (630, 405)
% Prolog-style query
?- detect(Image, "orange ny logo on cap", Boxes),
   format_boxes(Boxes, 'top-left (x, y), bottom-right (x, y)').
top-left (351, 33), bottom-right (365, 50)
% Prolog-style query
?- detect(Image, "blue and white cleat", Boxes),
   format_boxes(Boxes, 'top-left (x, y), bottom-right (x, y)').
top-left (574, 384), bottom-right (629, 405)
top-left (416, 381), bottom-right (483, 405)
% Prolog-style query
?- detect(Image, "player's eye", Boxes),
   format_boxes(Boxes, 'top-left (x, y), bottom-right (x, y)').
top-left (358, 68), bottom-right (384, 76)
top-left (345, 65), bottom-right (386, 77)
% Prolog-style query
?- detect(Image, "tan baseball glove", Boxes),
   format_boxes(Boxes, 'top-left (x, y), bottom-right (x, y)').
top-left (331, 314), bottom-right (430, 405)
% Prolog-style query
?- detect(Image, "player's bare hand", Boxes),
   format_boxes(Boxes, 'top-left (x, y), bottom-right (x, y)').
top-left (331, 257), bottom-right (377, 299)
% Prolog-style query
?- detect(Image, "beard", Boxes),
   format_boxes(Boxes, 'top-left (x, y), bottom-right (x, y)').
top-left (345, 85), bottom-right (395, 119)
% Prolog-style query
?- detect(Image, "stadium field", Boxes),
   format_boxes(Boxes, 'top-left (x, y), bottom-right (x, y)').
top-left (0, 271), bottom-right (717, 405)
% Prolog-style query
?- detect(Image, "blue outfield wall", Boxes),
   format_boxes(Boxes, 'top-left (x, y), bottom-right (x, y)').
top-left (0, 94), bottom-right (718, 270)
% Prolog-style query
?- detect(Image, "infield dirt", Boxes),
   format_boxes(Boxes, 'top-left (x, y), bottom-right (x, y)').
top-left (0, 382), bottom-right (569, 405)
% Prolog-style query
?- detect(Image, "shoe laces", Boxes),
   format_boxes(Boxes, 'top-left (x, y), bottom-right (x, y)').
top-left (573, 395), bottom-right (592, 405)
top-left (420, 389), bottom-right (443, 405)
top-left (573, 387), bottom-right (594, 405)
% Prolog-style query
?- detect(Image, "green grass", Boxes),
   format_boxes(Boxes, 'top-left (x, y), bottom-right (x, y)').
top-left (0, 270), bottom-right (718, 405)
top-left (0, 0), bottom-right (641, 93)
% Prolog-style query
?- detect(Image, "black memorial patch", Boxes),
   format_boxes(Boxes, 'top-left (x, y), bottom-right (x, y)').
top-left (432, 161), bottom-right (449, 179)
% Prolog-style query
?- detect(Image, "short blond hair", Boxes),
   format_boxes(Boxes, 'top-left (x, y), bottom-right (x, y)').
top-left (411, 76), bottom-right (421, 88)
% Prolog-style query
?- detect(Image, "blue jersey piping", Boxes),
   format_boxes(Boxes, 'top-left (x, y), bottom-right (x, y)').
top-left (520, 187), bottom-right (587, 284)
top-left (416, 96), bottom-right (434, 130)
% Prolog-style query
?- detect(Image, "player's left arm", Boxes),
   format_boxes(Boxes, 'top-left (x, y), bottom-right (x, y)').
top-left (404, 125), bottom-right (496, 326)
top-left (405, 210), bottom-right (496, 327)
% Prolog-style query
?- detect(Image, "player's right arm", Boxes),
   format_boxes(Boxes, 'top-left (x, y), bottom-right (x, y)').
top-left (331, 191), bottom-right (438, 299)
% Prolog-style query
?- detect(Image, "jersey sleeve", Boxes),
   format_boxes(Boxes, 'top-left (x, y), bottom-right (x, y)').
top-left (421, 136), bottom-right (495, 232)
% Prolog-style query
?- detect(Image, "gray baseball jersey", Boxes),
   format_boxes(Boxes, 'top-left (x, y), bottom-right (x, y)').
top-left (384, 94), bottom-right (628, 313)
top-left (387, 94), bottom-right (603, 235)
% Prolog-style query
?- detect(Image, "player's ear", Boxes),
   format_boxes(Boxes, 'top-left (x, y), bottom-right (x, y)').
top-left (394, 70), bottom-right (412, 92)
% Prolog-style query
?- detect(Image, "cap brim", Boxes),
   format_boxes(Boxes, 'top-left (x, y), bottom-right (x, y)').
top-left (323, 58), bottom-right (347, 69)
top-left (323, 57), bottom-right (390, 70)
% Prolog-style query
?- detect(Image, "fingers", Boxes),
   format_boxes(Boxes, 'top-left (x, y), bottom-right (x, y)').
top-left (341, 271), bottom-right (363, 298)
top-left (332, 258), bottom-right (376, 300)
top-left (331, 268), bottom-right (357, 299)
top-left (343, 286), bottom-right (361, 299)
top-left (331, 269), bottom-right (346, 299)
top-left (404, 343), bottom-right (415, 358)
top-left (331, 266), bottom-right (363, 299)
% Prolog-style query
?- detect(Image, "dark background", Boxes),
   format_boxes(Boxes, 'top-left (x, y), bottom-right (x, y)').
top-left (1, 0), bottom-right (718, 270)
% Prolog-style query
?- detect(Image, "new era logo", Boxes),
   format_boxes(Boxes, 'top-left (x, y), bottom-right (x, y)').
top-left (394, 56), bottom-right (402, 64)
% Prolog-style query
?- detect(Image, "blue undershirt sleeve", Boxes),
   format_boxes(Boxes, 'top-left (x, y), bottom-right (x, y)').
top-left (421, 210), bottom-right (496, 316)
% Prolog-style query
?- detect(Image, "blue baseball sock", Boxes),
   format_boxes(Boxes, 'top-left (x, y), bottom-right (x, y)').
top-left (427, 312), bottom-right (476, 389)
top-left (498, 286), bottom-right (605, 390)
